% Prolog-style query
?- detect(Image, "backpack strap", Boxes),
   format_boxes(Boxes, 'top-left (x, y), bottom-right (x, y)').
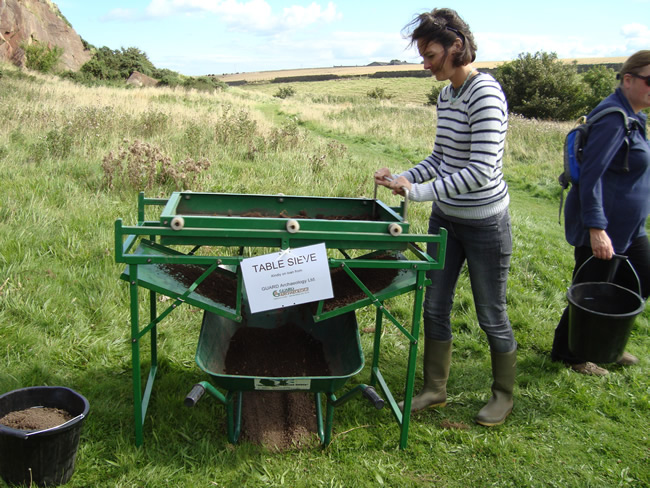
top-left (588, 106), bottom-right (640, 173)
top-left (557, 107), bottom-right (639, 225)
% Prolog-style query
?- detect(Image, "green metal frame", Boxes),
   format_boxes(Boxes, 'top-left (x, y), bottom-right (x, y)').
top-left (115, 192), bottom-right (447, 449)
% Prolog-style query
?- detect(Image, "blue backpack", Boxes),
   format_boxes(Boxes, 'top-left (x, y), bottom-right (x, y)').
top-left (557, 107), bottom-right (638, 223)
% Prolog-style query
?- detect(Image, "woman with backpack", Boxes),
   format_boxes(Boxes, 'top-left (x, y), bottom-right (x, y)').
top-left (374, 8), bottom-right (516, 426)
top-left (551, 50), bottom-right (650, 375)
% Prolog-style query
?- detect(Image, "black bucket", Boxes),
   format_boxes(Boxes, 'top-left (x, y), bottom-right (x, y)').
top-left (567, 256), bottom-right (645, 363)
top-left (0, 386), bottom-right (89, 487)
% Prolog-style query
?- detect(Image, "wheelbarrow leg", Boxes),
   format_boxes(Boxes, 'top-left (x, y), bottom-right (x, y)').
top-left (226, 391), bottom-right (243, 444)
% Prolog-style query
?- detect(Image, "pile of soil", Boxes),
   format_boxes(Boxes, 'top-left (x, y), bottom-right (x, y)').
top-left (0, 407), bottom-right (72, 431)
top-left (224, 323), bottom-right (329, 450)
top-left (159, 255), bottom-right (400, 313)
top-left (239, 391), bottom-right (318, 450)
top-left (320, 255), bottom-right (400, 312)
top-left (159, 263), bottom-right (238, 309)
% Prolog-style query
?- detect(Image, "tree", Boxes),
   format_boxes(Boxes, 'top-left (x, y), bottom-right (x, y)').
top-left (495, 51), bottom-right (588, 120)
top-left (80, 46), bottom-right (156, 80)
top-left (581, 65), bottom-right (617, 113)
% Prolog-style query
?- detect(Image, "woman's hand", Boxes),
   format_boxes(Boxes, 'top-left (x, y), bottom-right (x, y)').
top-left (589, 228), bottom-right (614, 260)
top-left (374, 168), bottom-right (393, 186)
top-left (387, 175), bottom-right (412, 197)
top-left (374, 168), bottom-right (412, 196)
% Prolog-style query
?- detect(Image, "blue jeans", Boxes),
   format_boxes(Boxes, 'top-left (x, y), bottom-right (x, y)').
top-left (424, 208), bottom-right (516, 353)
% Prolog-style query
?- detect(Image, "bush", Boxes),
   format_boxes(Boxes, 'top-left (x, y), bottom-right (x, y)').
top-left (101, 140), bottom-right (211, 190)
top-left (80, 46), bottom-right (156, 80)
top-left (581, 65), bottom-right (617, 113)
top-left (182, 76), bottom-right (227, 92)
top-left (367, 87), bottom-right (393, 100)
top-left (495, 51), bottom-right (588, 120)
top-left (426, 84), bottom-right (443, 106)
top-left (22, 42), bottom-right (63, 73)
top-left (274, 86), bottom-right (296, 99)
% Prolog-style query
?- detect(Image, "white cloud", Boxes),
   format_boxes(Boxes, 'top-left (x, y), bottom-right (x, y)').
top-left (621, 23), bottom-right (650, 51)
top-left (475, 31), bottom-right (635, 63)
top-left (143, 0), bottom-right (340, 33)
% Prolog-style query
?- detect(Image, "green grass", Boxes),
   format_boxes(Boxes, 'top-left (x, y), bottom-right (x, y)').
top-left (0, 63), bottom-right (648, 487)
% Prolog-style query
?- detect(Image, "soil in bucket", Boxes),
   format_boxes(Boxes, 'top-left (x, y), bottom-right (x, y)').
top-left (568, 281), bottom-right (644, 363)
top-left (0, 386), bottom-right (89, 487)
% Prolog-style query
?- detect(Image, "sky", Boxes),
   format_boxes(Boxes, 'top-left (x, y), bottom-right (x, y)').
top-left (55, 0), bottom-right (650, 76)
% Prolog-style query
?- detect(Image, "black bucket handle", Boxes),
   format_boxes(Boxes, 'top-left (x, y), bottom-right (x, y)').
top-left (573, 254), bottom-right (642, 297)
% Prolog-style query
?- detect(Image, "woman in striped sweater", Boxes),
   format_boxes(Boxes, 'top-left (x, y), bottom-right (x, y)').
top-left (375, 8), bottom-right (516, 426)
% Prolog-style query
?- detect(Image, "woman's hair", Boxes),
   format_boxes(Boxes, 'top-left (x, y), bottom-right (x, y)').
top-left (402, 8), bottom-right (477, 66)
top-left (619, 50), bottom-right (650, 82)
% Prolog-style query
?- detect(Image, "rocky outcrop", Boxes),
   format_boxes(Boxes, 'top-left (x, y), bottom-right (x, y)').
top-left (126, 71), bottom-right (158, 87)
top-left (0, 0), bottom-right (91, 71)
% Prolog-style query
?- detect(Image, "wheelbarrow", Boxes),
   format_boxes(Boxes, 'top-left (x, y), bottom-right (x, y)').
top-left (184, 303), bottom-right (384, 447)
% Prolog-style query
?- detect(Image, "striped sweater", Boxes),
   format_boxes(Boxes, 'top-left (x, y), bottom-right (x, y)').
top-left (400, 72), bottom-right (509, 220)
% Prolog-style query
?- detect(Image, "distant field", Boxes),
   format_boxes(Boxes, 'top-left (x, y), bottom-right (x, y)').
top-left (216, 57), bottom-right (627, 83)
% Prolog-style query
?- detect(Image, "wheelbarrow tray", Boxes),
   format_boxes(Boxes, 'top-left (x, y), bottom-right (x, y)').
top-left (159, 191), bottom-right (409, 250)
top-left (195, 305), bottom-right (363, 393)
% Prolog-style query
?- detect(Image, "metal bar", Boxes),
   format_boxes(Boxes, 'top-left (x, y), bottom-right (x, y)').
top-left (340, 263), bottom-right (417, 343)
top-left (129, 264), bottom-right (144, 447)
top-left (315, 393), bottom-right (325, 445)
top-left (370, 307), bottom-right (383, 389)
top-left (116, 223), bottom-right (446, 245)
top-left (149, 288), bottom-right (158, 406)
top-left (398, 268), bottom-right (428, 450)
top-left (373, 367), bottom-right (402, 425)
top-left (324, 392), bottom-right (336, 447)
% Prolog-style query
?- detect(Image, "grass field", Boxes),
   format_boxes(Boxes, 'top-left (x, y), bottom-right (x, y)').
top-left (0, 62), bottom-right (648, 488)
top-left (215, 57), bottom-right (627, 83)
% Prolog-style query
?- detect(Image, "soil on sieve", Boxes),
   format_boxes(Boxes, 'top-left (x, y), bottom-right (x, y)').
top-left (160, 254), bottom-right (400, 313)
top-left (0, 407), bottom-right (72, 431)
top-left (224, 323), bottom-right (329, 450)
top-left (187, 209), bottom-right (380, 221)
top-left (159, 263), bottom-right (238, 309)
top-left (319, 254), bottom-right (400, 312)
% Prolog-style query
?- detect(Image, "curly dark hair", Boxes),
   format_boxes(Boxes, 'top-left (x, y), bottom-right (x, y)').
top-left (402, 8), bottom-right (477, 67)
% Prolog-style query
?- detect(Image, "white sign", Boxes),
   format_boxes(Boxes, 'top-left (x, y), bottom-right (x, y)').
top-left (240, 243), bottom-right (334, 314)
top-left (254, 378), bottom-right (312, 390)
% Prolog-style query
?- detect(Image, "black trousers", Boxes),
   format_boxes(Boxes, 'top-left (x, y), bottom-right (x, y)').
top-left (551, 235), bottom-right (650, 364)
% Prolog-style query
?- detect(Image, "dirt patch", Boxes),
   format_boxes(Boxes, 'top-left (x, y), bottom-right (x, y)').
top-left (224, 323), bottom-right (328, 450)
top-left (239, 391), bottom-right (319, 450)
top-left (440, 419), bottom-right (470, 431)
top-left (0, 407), bottom-right (72, 431)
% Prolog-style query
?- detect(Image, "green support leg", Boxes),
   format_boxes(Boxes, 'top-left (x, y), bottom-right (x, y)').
top-left (129, 264), bottom-right (144, 447)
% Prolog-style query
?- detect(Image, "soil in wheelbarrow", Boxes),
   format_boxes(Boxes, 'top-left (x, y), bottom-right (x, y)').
top-left (225, 324), bottom-right (330, 450)
top-left (0, 407), bottom-right (73, 430)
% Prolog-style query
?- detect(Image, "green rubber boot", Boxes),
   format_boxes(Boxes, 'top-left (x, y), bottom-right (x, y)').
top-left (399, 339), bottom-right (452, 413)
top-left (475, 347), bottom-right (516, 426)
